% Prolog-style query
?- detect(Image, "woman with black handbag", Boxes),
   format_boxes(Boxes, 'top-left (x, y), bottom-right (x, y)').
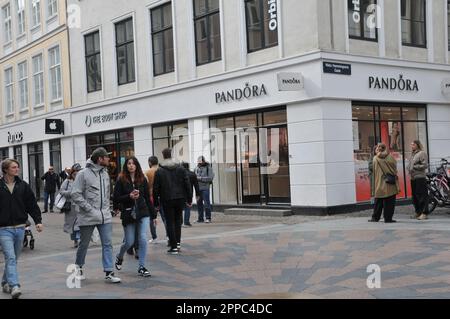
top-left (60, 164), bottom-right (82, 248)
top-left (113, 157), bottom-right (156, 277)
top-left (369, 143), bottom-right (400, 223)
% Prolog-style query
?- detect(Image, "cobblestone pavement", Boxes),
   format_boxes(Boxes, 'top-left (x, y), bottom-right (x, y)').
top-left (1, 204), bottom-right (450, 299)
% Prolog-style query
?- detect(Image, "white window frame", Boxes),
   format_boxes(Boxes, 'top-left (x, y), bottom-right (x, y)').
top-left (31, 0), bottom-right (41, 28)
top-left (48, 46), bottom-right (62, 101)
top-left (4, 67), bottom-right (14, 115)
top-left (18, 61), bottom-right (28, 111)
top-left (16, 0), bottom-right (25, 36)
top-left (47, 0), bottom-right (57, 19)
top-left (3, 4), bottom-right (12, 43)
top-left (32, 54), bottom-right (44, 107)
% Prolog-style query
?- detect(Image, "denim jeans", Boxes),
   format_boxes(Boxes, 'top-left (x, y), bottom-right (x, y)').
top-left (184, 205), bottom-right (191, 225)
top-left (0, 227), bottom-right (25, 288)
top-left (76, 223), bottom-right (113, 272)
top-left (117, 217), bottom-right (150, 268)
top-left (197, 188), bottom-right (212, 221)
top-left (70, 231), bottom-right (80, 241)
top-left (44, 192), bottom-right (55, 211)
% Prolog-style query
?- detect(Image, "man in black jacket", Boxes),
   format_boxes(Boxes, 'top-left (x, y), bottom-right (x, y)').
top-left (181, 162), bottom-right (200, 227)
top-left (0, 159), bottom-right (43, 299)
top-left (153, 148), bottom-right (192, 255)
top-left (41, 166), bottom-right (61, 213)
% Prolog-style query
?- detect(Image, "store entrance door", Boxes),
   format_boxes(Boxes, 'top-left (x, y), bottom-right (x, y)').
top-left (28, 143), bottom-right (44, 200)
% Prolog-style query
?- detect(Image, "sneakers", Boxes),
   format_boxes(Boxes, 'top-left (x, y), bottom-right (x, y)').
top-left (205, 219), bottom-right (211, 223)
top-left (148, 238), bottom-right (158, 244)
top-left (418, 213), bottom-right (428, 220)
top-left (76, 267), bottom-right (86, 281)
top-left (2, 283), bottom-right (11, 294)
top-left (177, 243), bottom-right (181, 249)
top-left (138, 266), bottom-right (151, 277)
top-left (195, 220), bottom-right (205, 223)
top-left (167, 248), bottom-right (179, 255)
top-left (104, 272), bottom-right (121, 283)
top-left (115, 256), bottom-right (123, 271)
top-left (10, 286), bottom-right (21, 299)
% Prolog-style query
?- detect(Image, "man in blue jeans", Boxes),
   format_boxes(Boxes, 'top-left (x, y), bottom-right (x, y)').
top-left (71, 147), bottom-right (121, 283)
top-left (194, 156), bottom-right (215, 223)
top-left (41, 166), bottom-right (60, 213)
top-left (0, 159), bottom-right (43, 299)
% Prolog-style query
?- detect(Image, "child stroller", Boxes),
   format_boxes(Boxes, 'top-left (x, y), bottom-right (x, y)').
top-left (23, 220), bottom-right (35, 250)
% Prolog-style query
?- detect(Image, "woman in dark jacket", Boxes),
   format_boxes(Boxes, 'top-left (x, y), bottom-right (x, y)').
top-left (113, 157), bottom-right (156, 277)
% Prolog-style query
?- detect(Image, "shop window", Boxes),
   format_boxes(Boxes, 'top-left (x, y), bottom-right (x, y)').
top-left (14, 146), bottom-right (22, 178)
top-left (152, 122), bottom-right (189, 162)
top-left (352, 104), bottom-right (428, 203)
top-left (401, 0), bottom-right (426, 47)
top-left (49, 139), bottom-right (61, 178)
top-left (0, 148), bottom-right (9, 161)
top-left (347, 0), bottom-right (377, 41)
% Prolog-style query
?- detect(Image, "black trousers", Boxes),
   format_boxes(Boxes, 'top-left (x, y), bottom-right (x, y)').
top-left (372, 195), bottom-right (396, 222)
top-left (162, 199), bottom-right (185, 249)
top-left (411, 178), bottom-right (429, 215)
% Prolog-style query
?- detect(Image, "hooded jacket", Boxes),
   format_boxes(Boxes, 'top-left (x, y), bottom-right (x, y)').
top-left (0, 176), bottom-right (42, 228)
top-left (71, 159), bottom-right (112, 226)
top-left (153, 159), bottom-right (192, 207)
top-left (194, 163), bottom-right (215, 191)
top-left (373, 150), bottom-right (400, 198)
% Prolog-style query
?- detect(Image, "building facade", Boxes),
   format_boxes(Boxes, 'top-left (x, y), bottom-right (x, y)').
top-left (1, 0), bottom-right (450, 213)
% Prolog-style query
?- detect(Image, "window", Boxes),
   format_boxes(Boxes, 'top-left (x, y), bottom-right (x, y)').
top-left (32, 54), bottom-right (44, 106)
top-left (3, 4), bottom-right (12, 43)
top-left (152, 122), bottom-right (189, 162)
top-left (47, 0), bottom-right (57, 18)
top-left (49, 46), bottom-right (62, 101)
top-left (4, 68), bottom-right (14, 114)
top-left (49, 139), bottom-right (61, 176)
top-left (14, 146), bottom-right (23, 179)
top-left (115, 18), bottom-right (135, 85)
top-left (151, 3), bottom-right (174, 76)
top-left (16, 0), bottom-right (25, 35)
top-left (245, 0), bottom-right (278, 52)
top-left (0, 148), bottom-right (9, 161)
top-left (31, 0), bottom-right (41, 27)
top-left (85, 31), bottom-right (102, 92)
top-left (401, 0), bottom-right (426, 47)
top-left (193, 0), bottom-right (221, 65)
top-left (18, 61), bottom-right (28, 110)
top-left (347, 0), bottom-right (377, 40)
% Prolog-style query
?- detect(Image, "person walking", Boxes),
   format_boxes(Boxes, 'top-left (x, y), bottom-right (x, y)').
top-left (369, 143), bottom-right (400, 223)
top-left (153, 148), bottom-right (192, 255)
top-left (71, 147), bottom-right (121, 283)
top-left (113, 157), bottom-right (155, 277)
top-left (407, 140), bottom-right (429, 220)
top-left (145, 156), bottom-right (163, 243)
top-left (0, 159), bottom-right (43, 299)
top-left (41, 166), bottom-right (61, 213)
top-left (181, 162), bottom-right (200, 227)
top-left (194, 156), bottom-right (214, 223)
top-left (59, 163), bottom-right (82, 248)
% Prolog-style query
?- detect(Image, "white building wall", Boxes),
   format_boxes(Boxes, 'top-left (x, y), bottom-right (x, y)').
top-left (73, 135), bottom-right (87, 167)
top-left (427, 104), bottom-right (450, 162)
top-left (43, 140), bottom-right (50, 171)
top-left (60, 137), bottom-right (74, 168)
top-left (22, 144), bottom-right (29, 183)
top-left (134, 125), bottom-right (153, 170)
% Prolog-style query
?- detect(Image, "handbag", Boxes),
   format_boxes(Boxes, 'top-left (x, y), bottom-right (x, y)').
top-left (55, 181), bottom-right (70, 210)
top-left (379, 161), bottom-right (397, 185)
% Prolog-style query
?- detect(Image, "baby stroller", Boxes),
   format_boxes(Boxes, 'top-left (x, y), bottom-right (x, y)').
top-left (23, 220), bottom-right (35, 250)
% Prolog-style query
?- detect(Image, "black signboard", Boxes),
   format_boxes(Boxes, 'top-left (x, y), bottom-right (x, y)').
top-left (45, 119), bottom-right (64, 135)
top-left (323, 62), bottom-right (352, 75)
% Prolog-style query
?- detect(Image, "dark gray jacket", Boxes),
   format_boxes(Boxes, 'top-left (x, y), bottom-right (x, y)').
top-left (194, 164), bottom-right (215, 191)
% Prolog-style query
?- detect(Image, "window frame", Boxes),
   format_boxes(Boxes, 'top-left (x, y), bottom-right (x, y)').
top-left (31, 0), bottom-right (41, 28)
top-left (47, 0), bottom-right (57, 19)
top-left (16, 0), bottom-right (25, 36)
top-left (115, 17), bottom-right (136, 86)
top-left (18, 61), bottom-right (28, 111)
top-left (401, 0), bottom-right (427, 48)
top-left (151, 2), bottom-right (175, 76)
top-left (193, 0), bottom-right (222, 66)
top-left (3, 4), bottom-right (12, 43)
top-left (84, 30), bottom-right (102, 93)
top-left (48, 45), bottom-right (62, 102)
top-left (347, 0), bottom-right (378, 42)
top-left (244, 0), bottom-right (278, 53)
top-left (32, 54), bottom-right (44, 107)
top-left (4, 67), bottom-right (14, 115)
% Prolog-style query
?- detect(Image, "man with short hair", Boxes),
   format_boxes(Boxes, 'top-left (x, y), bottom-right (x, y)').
top-left (153, 148), bottom-right (192, 255)
top-left (0, 159), bottom-right (43, 299)
top-left (60, 167), bottom-right (71, 183)
top-left (41, 166), bottom-right (61, 213)
top-left (71, 147), bottom-right (121, 283)
top-left (145, 156), bottom-right (164, 243)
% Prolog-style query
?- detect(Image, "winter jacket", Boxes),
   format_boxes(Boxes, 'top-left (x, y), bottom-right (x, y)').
top-left (153, 159), bottom-right (192, 207)
top-left (373, 151), bottom-right (400, 199)
top-left (60, 179), bottom-right (80, 234)
top-left (113, 177), bottom-right (156, 226)
top-left (407, 150), bottom-right (428, 180)
top-left (71, 159), bottom-right (112, 226)
top-left (41, 171), bottom-right (61, 193)
top-left (145, 166), bottom-right (158, 198)
top-left (194, 163), bottom-right (215, 191)
top-left (0, 177), bottom-right (42, 227)
top-left (186, 169), bottom-right (200, 199)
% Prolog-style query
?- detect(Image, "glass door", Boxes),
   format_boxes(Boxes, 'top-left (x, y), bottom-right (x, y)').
top-left (237, 127), bottom-right (261, 204)
top-left (28, 143), bottom-right (44, 200)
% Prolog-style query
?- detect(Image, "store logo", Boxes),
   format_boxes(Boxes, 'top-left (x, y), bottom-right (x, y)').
top-left (277, 73), bottom-right (304, 91)
top-left (8, 131), bottom-right (23, 144)
top-left (84, 112), bottom-right (128, 127)
top-left (268, 0), bottom-right (277, 31)
top-left (85, 115), bottom-right (92, 127)
top-left (441, 78), bottom-right (450, 97)
top-left (45, 119), bottom-right (64, 134)
top-left (369, 74), bottom-right (419, 92)
top-left (351, 1), bottom-right (381, 30)
top-left (215, 83), bottom-right (268, 104)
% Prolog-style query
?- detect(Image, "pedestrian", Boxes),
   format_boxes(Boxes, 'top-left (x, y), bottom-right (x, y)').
top-left (41, 166), bottom-right (61, 213)
top-left (407, 140), bottom-right (429, 220)
top-left (59, 163), bottom-right (82, 248)
top-left (369, 143), bottom-right (400, 223)
top-left (113, 157), bottom-right (155, 277)
top-left (181, 162), bottom-right (200, 227)
top-left (194, 156), bottom-right (214, 223)
top-left (0, 159), bottom-right (43, 299)
top-left (71, 147), bottom-right (121, 283)
top-left (368, 145), bottom-right (378, 204)
top-left (60, 167), bottom-right (71, 183)
top-left (145, 156), bottom-right (165, 243)
top-left (153, 148), bottom-right (192, 255)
